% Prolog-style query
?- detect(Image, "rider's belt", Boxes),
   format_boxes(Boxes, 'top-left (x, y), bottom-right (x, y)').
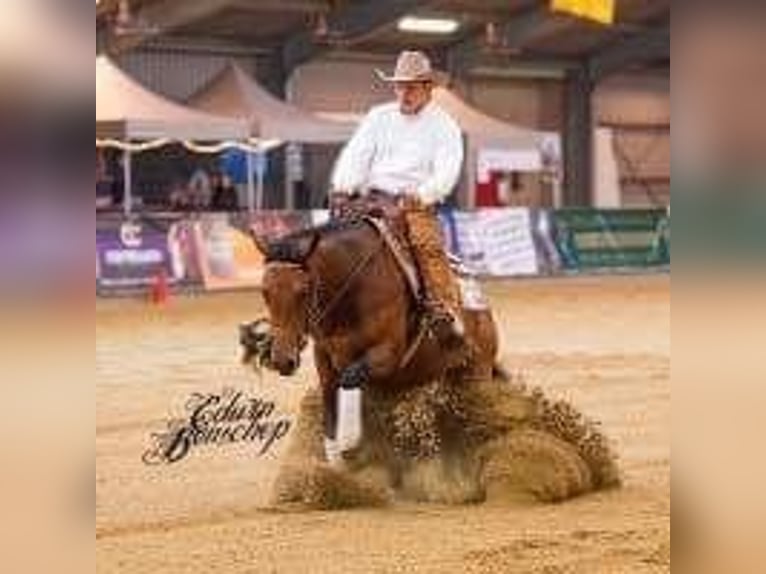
top-left (367, 188), bottom-right (399, 200)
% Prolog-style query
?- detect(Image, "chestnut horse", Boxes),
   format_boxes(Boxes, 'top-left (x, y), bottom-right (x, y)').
top-left (248, 212), bottom-right (498, 463)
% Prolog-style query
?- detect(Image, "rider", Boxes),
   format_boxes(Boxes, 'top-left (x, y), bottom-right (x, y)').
top-left (329, 50), bottom-right (465, 343)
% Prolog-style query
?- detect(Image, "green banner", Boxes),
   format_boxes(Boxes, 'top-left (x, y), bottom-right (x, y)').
top-left (553, 208), bottom-right (670, 269)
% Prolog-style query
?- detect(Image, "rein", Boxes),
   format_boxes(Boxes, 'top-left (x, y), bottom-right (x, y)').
top-left (307, 240), bottom-right (383, 332)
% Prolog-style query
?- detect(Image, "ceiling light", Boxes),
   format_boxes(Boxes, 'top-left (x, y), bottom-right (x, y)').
top-left (397, 16), bottom-right (459, 35)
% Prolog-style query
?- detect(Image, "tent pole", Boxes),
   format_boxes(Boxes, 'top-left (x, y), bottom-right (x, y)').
top-left (256, 151), bottom-right (265, 211)
top-left (246, 150), bottom-right (255, 213)
top-left (256, 160), bottom-right (265, 214)
top-left (285, 154), bottom-right (293, 210)
top-left (552, 170), bottom-right (563, 208)
top-left (466, 142), bottom-right (477, 209)
top-left (123, 148), bottom-right (133, 216)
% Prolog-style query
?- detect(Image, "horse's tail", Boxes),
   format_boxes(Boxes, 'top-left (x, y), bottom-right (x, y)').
top-left (492, 362), bottom-right (511, 382)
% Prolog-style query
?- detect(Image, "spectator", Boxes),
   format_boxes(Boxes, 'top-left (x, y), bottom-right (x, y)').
top-left (169, 181), bottom-right (193, 211)
top-left (110, 154), bottom-right (125, 208)
top-left (188, 166), bottom-right (212, 209)
top-left (211, 173), bottom-right (239, 211)
top-left (96, 149), bottom-right (113, 209)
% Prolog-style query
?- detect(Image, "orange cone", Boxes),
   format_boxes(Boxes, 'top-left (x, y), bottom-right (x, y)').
top-left (150, 268), bottom-right (169, 304)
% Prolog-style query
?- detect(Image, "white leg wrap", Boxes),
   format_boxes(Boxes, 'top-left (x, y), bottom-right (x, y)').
top-left (335, 387), bottom-right (363, 452)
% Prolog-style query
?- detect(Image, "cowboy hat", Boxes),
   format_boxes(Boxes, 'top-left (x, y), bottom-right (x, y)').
top-left (375, 50), bottom-right (435, 83)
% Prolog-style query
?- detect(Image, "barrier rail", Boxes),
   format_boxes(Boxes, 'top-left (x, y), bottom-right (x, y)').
top-left (96, 208), bottom-right (670, 294)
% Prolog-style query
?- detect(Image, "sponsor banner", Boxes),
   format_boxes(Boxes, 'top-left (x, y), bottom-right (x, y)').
top-left (450, 208), bottom-right (540, 277)
top-left (97, 216), bottom-right (203, 289)
top-left (97, 219), bottom-right (176, 288)
top-left (95, 211), bottom-right (317, 293)
top-left (552, 208), bottom-right (670, 269)
top-left (96, 208), bottom-right (671, 293)
top-left (193, 213), bottom-right (266, 290)
top-left (166, 218), bottom-right (204, 285)
top-left (193, 212), bottom-right (311, 291)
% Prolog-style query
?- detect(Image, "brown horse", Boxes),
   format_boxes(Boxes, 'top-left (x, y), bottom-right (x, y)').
top-left (247, 211), bottom-right (498, 463)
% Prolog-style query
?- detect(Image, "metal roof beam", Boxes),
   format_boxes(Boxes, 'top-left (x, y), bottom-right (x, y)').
top-left (139, 0), bottom-right (236, 32)
top-left (457, 51), bottom-right (581, 80)
top-left (499, 5), bottom-right (573, 49)
top-left (444, 4), bottom-right (582, 80)
top-left (281, 0), bottom-right (422, 73)
top-left (588, 25), bottom-right (670, 82)
top-left (106, 0), bottom-right (237, 54)
top-left (227, 0), bottom-right (330, 12)
top-left (133, 35), bottom-right (272, 57)
top-left (445, 42), bottom-right (581, 82)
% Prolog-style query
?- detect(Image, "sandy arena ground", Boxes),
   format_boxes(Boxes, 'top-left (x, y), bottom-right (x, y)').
top-left (96, 274), bottom-right (670, 573)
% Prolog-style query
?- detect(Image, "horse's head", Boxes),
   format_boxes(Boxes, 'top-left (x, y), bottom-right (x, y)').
top-left (255, 231), bottom-right (318, 376)
top-left (261, 263), bottom-right (310, 375)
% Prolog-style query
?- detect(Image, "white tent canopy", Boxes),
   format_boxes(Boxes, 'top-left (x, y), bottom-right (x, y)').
top-left (189, 63), bottom-right (358, 144)
top-left (96, 56), bottom-right (248, 142)
top-left (432, 87), bottom-right (557, 206)
top-left (433, 87), bottom-right (547, 150)
top-left (279, 86), bottom-right (558, 206)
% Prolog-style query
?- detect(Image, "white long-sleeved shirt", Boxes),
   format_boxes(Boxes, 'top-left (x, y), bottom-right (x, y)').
top-left (331, 101), bottom-right (463, 205)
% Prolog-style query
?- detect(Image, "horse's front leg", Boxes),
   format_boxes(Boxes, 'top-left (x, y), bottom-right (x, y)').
top-left (333, 343), bottom-right (401, 456)
top-left (314, 347), bottom-right (344, 466)
top-left (315, 345), bottom-right (377, 466)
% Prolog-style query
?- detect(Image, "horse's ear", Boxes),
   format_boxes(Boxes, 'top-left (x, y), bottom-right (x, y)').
top-left (294, 233), bottom-right (319, 262)
top-left (250, 231), bottom-right (271, 257)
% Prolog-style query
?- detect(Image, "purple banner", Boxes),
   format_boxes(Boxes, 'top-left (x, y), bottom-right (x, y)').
top-left (96, 220), bottom-right (174, 288)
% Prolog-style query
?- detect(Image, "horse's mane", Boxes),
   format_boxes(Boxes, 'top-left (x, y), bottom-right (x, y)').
top-left (264, 217), bottom-right (368, 264)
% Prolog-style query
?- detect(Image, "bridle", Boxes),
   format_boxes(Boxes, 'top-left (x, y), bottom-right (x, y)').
top-left (265, 236), bottom-right (384, 340)
top-left (261, 261), bottom-right (310, 354)
top-left (263, 223), bottom-right (424, 373)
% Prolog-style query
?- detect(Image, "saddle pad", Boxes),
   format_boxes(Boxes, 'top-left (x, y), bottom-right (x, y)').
top-left (363, 216), bottom-right (421, 299)
top-left (365, 216), bottom-right (489, 310)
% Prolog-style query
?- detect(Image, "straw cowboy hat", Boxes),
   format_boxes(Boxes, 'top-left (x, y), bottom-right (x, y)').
top-left (375, 50), bottom-right (436, 83)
